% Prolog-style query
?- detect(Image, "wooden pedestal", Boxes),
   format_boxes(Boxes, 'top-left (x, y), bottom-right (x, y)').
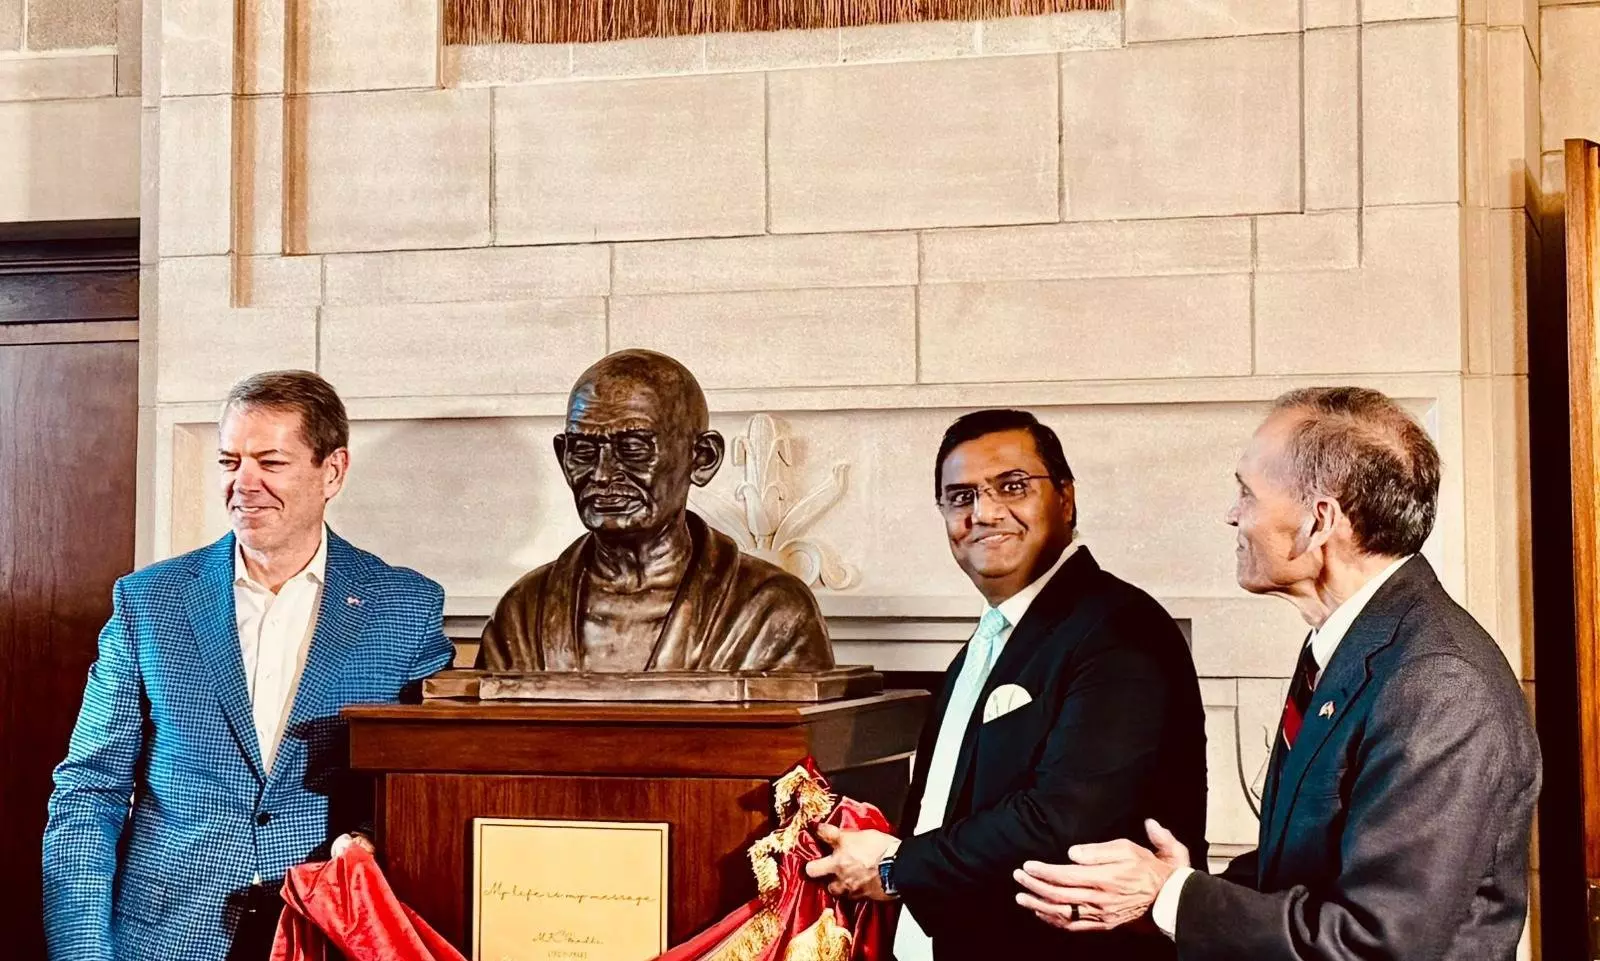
top-left (343, 691), bottom-right (929, 952)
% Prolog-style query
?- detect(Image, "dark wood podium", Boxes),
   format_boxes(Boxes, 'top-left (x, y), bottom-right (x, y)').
top-left (343, 691), bottom-right (929, 952)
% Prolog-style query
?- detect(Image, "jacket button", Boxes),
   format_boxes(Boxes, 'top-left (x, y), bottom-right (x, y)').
top-left (256, 811), bottom-right (272, 826)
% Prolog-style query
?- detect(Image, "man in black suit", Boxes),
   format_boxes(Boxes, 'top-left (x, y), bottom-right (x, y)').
top-left (805, 409), bottom-right (1207, 961)
top-left (1014, 387), bottom-right (1541, 961)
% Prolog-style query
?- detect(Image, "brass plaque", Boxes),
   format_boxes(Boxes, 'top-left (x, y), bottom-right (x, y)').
top-left (472, 818), bottom-right (669, 961)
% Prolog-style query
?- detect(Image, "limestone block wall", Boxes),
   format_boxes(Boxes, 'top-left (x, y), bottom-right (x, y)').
top-left (136, 0), bottom-right (1538, 914)
top-left (0, 0), bottom-right (137, 220)
top-left (1463, 5), bottom-right (1541, 948)
top-left (1542, 0), bottom-right (1600, 188)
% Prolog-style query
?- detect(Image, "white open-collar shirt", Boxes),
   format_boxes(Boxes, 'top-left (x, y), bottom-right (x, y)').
top-left (232, 526), bottom-right (329, 775)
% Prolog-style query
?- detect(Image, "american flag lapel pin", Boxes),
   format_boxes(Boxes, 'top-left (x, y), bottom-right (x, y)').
top-left (346, 595), bottom-right (362, 607)
top-left (1318, 701), bottom-right (1335, 718)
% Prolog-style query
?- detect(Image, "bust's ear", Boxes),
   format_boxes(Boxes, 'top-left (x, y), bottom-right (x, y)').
top-left (689, 431), bottom-right (725, 487)
top-left (552, 433), bottom-right (577, 484)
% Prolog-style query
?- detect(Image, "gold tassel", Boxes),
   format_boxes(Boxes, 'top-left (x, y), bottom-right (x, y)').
top-left (673, 764), bottom-right (849, 961)
top-left (445, 0), bottom-right (1118, 45)
top-left (772, 765), bottom-right (836, 836)
top-left (747, 832), bottom-right (784, 900)
top-left (783, 913), bottom-right (852, 961)
top-left (703, 907), bottom-right (785, 961)
top-left (746, 764), bottom-right (837, 900)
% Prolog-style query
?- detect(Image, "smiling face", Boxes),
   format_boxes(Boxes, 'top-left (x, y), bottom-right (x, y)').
top-left (218, 404), bottom-right (346, 557)
top-left (1225, 411), bottom-right (1320, 596)
top-left (939, 428), bottom-right (1075, 605)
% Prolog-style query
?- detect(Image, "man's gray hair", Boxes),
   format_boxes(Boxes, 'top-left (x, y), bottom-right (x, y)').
top-left (1270, 387), bottom-right (1441, 557)
top-left (222, 370), bottom-right (349, 465)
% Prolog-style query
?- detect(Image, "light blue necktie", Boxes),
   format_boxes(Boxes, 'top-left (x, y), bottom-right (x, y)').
top-left (894, 607), bottom-right (1012, 960)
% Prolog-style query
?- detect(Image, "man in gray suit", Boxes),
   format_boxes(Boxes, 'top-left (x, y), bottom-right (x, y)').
top-left (1010, 387), bottom-right (1540, 961)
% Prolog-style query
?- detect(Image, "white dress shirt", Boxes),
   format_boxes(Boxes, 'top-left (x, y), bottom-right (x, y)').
top-left (233, 527), bottom-right (328, 776)
top-left (895, 537), bottom-right (1083, 961)
top-left (1151, 554), bottom-right (1413, 937)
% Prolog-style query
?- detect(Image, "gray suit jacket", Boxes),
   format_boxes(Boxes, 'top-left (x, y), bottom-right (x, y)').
top-left (1175, 556), bottom-right (1540, 961)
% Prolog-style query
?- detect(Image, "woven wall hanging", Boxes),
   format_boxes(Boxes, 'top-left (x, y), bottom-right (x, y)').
top-left (446, 0), bottom-right (1116, 45)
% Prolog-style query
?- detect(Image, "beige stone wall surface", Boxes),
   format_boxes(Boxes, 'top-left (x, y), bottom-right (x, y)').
top-left (1543, 3), bottom-right (1600, 173)
top-left (0, 0), bottom-right (135, 220)
top-left (128, 0), bottom-right (1542, 939)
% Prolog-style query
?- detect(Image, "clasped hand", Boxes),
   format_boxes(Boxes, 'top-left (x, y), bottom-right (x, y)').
top-left (1013, 818), bottom-right (1188, 932)
top-left (802, 824), bottom-right (899, 902)
top-left (330, 832), bottom-right (375, 859)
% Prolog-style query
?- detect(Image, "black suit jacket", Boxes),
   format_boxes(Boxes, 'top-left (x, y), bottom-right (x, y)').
top-left (893, 548), bottom-right (1208, 961)
top-left (1176, 556), bottom-right (1541, 961)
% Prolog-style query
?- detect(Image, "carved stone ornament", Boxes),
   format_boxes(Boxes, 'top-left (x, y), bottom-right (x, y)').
top-left (692, 413), bottom-right (858, 591)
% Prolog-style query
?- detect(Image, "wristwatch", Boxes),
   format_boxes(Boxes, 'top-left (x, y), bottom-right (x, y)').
top-left (877, 849), bottom-right (900, 899)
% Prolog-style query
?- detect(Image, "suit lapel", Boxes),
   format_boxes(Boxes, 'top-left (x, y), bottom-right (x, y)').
top-left (941, 549), bottom-right (1098, 823)
top-left (1255, 631), bottom-right (1311, 865)
top-left (271, 532), bottom-right (371, 784)
top-left (183, 534), bottom-right (266, 784)
top-left (1260, 613), bottom-right (1401, 880)
top-left (1256, 732), bottom-right (1287, 866)
top-left (1256, 557), bottom-right (1443, 877)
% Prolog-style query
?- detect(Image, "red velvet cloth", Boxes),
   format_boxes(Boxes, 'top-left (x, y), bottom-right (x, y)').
top-left (269, 760), bottom-right (890, 961)
top-left (655, 760), bottom-right (894, 961)
top-left (269, 847), bottom-right (466, 961)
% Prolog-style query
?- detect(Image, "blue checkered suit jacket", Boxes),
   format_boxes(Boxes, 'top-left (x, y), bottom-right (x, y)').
top-left (42, 530), bottom-right (455, 961)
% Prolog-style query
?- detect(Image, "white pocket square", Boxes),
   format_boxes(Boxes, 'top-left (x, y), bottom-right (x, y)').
top-left (983, 683), bottom-right (1033, 723)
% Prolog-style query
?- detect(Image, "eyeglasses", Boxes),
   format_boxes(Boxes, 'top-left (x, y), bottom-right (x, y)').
top-left (559, 430), bottom-right (658, 469)
top-left (937, 473), bottom-right (1054, 513)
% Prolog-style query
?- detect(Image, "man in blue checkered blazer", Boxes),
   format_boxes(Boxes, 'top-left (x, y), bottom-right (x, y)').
top-left (43, 371), bottom-right (455, 961)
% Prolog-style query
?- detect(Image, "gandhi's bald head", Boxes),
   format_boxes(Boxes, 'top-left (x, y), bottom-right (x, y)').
top-left (555, 350), bottom-right (724, 537)
top-left (567, 349), bottom-right (709, 438)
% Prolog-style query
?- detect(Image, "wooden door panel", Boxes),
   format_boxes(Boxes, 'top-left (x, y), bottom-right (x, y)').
top-left (0, 331), bottom-right (137, 957)
top-left (1564, 137), bottom-right (1600, 957)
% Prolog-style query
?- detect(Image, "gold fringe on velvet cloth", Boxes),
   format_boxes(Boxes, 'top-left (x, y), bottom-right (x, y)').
top-left (445, 0), bottom-right (1117, 45)
top-left (697, 765), bottom-right (852, 961)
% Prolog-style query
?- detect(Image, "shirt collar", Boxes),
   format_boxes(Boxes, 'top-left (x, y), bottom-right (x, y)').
top-left (1309, 554), bottom-right (1411, 671)
top-left (234, 525), bottom-right (330, 592)
top-left (990, 535), bottom-right (1083, 629)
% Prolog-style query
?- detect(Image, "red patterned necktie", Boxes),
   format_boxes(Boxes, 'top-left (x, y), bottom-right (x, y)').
top-left (1279, 638), bottom-right (1320, 751)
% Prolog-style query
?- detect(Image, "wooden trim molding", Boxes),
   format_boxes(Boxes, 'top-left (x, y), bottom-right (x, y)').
top-left (1565, 138), bottom-right (1600, 888)
top-left (0, 271), bottom-right (139, 325)
top-left (0, 320), bottom-right (139, 346)
top-left (0, 227), bottom-right (139, 326)
top-left (0, 218), bottom-right (137, 248)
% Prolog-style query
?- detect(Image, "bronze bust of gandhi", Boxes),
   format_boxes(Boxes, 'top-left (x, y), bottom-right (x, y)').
top-left (475, 349), bottom-right (835, 675)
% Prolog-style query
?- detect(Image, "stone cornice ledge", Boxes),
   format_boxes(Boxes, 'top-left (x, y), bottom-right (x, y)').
top-left (446, 592), bottom-right (1286, 620)
top-left (153, 372), bottom-right (1464, 423)
top-left (443, 590), bottom-right (1311, 677)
